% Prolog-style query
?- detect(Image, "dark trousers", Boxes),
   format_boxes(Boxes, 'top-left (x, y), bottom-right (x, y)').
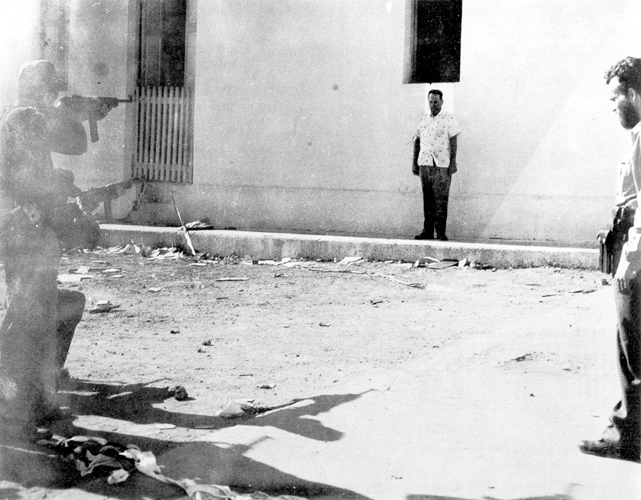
top-left (419, 164), bottom-right (451, 238)
top-left (0, 209), bottom-right (84, 429)
top-left (606, 277), bottom-right (641, 459)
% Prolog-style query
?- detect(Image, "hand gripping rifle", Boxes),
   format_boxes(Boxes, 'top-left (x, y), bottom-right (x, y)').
top-left (76, 180), bottom-right (133, 220)
top-left (58, 95), bottom-right (132, 142)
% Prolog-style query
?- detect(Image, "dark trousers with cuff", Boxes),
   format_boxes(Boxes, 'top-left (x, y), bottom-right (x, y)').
top-left (419, 164), bottom-right (451, 238)
top-left (605, 277), bottom-right (641, 460)
top-left (0, 208), bottom-right (85, 431)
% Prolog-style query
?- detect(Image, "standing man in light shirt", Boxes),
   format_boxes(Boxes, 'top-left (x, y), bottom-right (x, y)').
top-left (412, 89), bottom-right (461, 241)
top-left (580, 56), bottom-right (641, 463)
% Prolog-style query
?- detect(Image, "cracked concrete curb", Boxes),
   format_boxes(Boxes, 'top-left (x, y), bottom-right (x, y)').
top-left (100, 225), bottom-right (598, 270)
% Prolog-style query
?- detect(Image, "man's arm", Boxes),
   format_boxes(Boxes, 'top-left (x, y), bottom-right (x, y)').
top-left (412, 137), bottom-right (420, 176)
top-left (448, 136), bottom-right (458, 175)
top-left (43, 107), bottom-right (87, 156)
top-left (614, 137), bottom-right (641, 293)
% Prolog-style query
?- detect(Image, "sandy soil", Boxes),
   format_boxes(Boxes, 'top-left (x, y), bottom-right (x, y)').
top-left (57, 250), bottom-right (602, 405)
top-left (0, 247), bottom-right (616, 498)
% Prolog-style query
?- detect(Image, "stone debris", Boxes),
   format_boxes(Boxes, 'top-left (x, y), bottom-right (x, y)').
top-left (338, 256), bottom-right (363, 265)
top-left (217, 398), bottom-right (276, 419)
top-left (167, 385), bottom-right (188, 401)
top-left (88, 301), bottom-right (120, 314)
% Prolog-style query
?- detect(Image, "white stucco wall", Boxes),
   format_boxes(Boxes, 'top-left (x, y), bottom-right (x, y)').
top-left (3, 0), bottom-right (641, 246)
top-left (0, 2), bottom-right (40, 108)
top-left (182, 0), bottom-right (423, 238)
top-left (173, 0), bottom-right (640, 245)
top-left (453, 0), bottom-right (641, 245)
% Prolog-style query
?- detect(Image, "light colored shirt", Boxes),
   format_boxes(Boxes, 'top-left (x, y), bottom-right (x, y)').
top-left (416, 111), bottom-right (461, 168)
top-left (615, 159), bottom-right (638, 210)
top-left (617, 121), bottom-right (641, 275)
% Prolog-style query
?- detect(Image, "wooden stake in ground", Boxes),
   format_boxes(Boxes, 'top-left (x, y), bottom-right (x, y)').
top-left (170, 192), bottom-right (196, 256)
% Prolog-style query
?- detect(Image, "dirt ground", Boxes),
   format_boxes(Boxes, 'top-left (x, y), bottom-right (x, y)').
top-left (0, 247), bottom-right (619, 499)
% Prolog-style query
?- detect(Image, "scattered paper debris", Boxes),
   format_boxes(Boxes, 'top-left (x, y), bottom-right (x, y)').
top-left (121, 243), bottom-right (141, 255)
top-left (88, 302), bottom-right (121, 314)
top-left (154, 423), bottom-right (176, 430)
top-left (414, 256), bottom-right (441, 268)
top-left (185, 220), bottom-right (214, 230)
top-left (148, 287), bottom-right (163, 293)
top-left (375, 273), bottom-right (425, 289)
top-left (339, 256), bottom-right (363, 265)
top-left (425, 261), bottom-right (458, 270)
top-left (58, 274), bottom-right (94, 283)
top-left (217, 399), bottom-right (274, 419)
top-left (391, 263), bottom-right (413, 270)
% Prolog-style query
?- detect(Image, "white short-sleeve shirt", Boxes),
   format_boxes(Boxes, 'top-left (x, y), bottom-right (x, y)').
top-left (416, 111), bottom-right (461, 168)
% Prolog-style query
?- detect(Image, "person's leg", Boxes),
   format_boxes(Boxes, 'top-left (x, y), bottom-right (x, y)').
top-left (416, 165), bottom-right (435, 239)
top-left (580, 277), bottom-right (641, 462)
top-left (0, 268), bottom-right (58, 434)
top-left (0, 220), bottom-right (60, 437)
top-left (55, 289), bottom-right (85, 373)
top-left (432, 167), bottom-right (452, 240)
top-left (613, 278), bottom-right (641, 457)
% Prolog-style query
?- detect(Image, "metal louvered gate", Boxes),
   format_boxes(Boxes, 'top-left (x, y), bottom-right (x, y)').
top-left (132, 86), bottom-right (193, 183)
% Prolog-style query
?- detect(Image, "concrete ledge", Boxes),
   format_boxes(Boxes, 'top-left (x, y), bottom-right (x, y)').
top-left (100, 224), bottom-right (599, 269)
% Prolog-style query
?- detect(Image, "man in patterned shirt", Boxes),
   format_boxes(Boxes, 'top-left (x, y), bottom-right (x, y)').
top-left (412, 89), bottom-right (461, 241)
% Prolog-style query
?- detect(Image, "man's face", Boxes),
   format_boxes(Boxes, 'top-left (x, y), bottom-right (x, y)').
top-left (428, 93), bottom-right (443, 116)
top-left (608, 77), bottom-right (640, 130)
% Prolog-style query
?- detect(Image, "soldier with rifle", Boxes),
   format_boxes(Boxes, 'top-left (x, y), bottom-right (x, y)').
top-left (0, 60), bottom-right (120, 440)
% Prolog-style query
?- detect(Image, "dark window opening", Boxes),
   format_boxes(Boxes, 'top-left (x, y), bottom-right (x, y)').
top-left (404, 0), bottom-right (462, 84)
top-left (137, 0), bottom-right (187, 87)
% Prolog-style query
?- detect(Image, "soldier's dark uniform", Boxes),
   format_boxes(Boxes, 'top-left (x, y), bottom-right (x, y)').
top-left (0, 61), bottom-right (87, 437)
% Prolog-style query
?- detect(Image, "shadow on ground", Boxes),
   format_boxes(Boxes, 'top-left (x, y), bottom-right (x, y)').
top-left (0, 378), bottom-right (372, 499)
top-left (56, 378), bottom-right (367, 442)
top-left (407, 495), bottom-right (573, 500)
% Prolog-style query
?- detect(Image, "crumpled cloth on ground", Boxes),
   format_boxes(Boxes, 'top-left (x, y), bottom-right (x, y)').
top-left (38, 434), bottom-right (305, 499)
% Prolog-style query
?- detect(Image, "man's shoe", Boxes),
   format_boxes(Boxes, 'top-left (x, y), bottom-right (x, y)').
top-left (579, 439), bottom-right (640, 463)
top-left (437, 235), bottom-right (449, 241)
top-left (414, 233), bottom-right (434, 240)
